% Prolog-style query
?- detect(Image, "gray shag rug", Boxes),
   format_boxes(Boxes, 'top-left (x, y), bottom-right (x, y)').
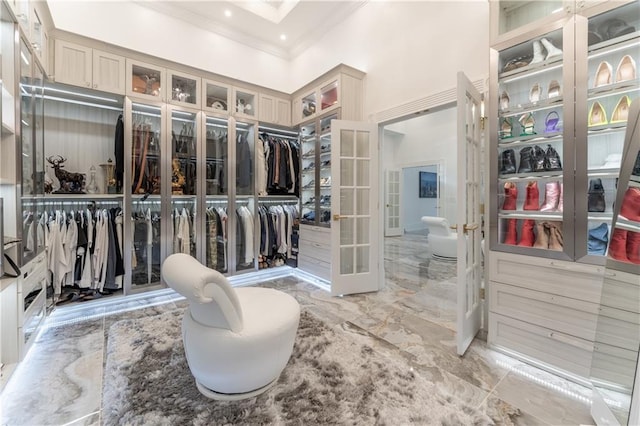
top-left (102, 309), bottom-right (493, 425)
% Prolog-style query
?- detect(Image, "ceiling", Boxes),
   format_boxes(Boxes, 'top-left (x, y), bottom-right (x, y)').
top-left (133, 1), bottom-right (368, 59)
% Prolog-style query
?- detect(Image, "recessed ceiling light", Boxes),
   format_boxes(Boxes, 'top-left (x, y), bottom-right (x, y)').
top-left (280, 34), bottom-right (287, 41)
top-left (224, 9), bottom-right (232, 18)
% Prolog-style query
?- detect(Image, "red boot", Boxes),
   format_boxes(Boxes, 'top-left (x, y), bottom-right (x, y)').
top-left (502, 182), bottom-right (518, 210)
top-left (517, 219), bottom-right (536, 246)
top-left (620, 188), bottom-right (640, 222)
top-left (626, 230), bottom-right (640, 264)
top-left (523, 181), bottom-right (540, 210)
top-left (503, 219), bottom-right (518, 245)
top-left (608, 228), bottom-right (629, 263)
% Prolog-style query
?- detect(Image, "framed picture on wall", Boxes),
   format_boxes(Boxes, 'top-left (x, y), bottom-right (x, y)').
top-left (419, 171), bottom-right (437, 198)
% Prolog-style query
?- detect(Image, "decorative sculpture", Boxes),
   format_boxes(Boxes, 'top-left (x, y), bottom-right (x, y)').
top-left (46, 155), bottom-right (85, 194)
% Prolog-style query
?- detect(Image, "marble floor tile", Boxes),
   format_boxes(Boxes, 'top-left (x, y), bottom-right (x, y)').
top-left (480, 395), bottom-right (550, 425)
top-left (492, 362), bottom-right (594, 425)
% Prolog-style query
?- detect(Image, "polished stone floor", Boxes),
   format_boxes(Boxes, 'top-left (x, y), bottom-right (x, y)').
top-left (0, 234), bottom-right (596, 425)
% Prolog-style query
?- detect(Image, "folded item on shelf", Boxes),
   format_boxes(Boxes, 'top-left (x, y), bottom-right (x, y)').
top-left (588, 223), bottom-right (609, 255)
top-left (600, 153), bottom-right (622, 169)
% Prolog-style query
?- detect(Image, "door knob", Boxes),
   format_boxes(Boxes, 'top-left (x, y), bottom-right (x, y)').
top-left (333, 214), bottom-right (348, 221)
top-left (463, 223), bottom-right (479, 233)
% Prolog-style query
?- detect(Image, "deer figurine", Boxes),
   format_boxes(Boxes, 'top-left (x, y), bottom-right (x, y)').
top-left (47, 155), bottom-right (86, 194)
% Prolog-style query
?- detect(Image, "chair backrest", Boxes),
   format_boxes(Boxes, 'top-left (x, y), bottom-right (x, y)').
top-left (420, 216), bottom-right (452, 237)
top-left (161, 253), bottom-right (244, 332)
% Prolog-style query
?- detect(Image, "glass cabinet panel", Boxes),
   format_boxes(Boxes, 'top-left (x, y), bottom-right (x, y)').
top-left (301, 91), bottom-right (317, 119)
top-left (204, 80), bottom-right (229, 113)
top-left (130, 62), bottom-right (163, 99)
top-left (495, 1), bottom-right (565, 36)
top-left (169, 72), bottom-right (199, 106)
top-left (131, 102), bottom-right (162, 288)
top-left (31, 9), bottom-right (42, 57)
top-left (320, 80), bottom-right (339, 111)
top-left (235, 121), bottom-right (255, 272)
top-left (495, 28), bottom-right (566, 254)
top-left (318, 114), bottom-right (335, 225)
top-left (235, 89), bottom-right (256, 117)
top-left (205, 116), bottom-right (229, 272)
top-left (20, 40), bottom-right (35, 261)
top-left (170, 109), bottom-right (197, 258)
top-left (300, 120), bottom-right (317, 224)
top-left (583, 2), bottom-right (640, 260)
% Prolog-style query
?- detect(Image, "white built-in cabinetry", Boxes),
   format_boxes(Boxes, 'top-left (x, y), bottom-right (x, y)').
top-left (259, 94), bottom-right (291, 127)
top-left (55, 40), bottom-right (125, 94)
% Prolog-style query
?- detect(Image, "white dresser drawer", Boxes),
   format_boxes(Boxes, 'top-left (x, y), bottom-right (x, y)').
top-left (598, 269), bottom-right (640, 313)
top-left (590, 342), bottom-right (638, 390)
top-left (299, 239), bottom-right (331, 263)
top-left (489, 313), bottom-right (593, 378)
top-left (298, 254), bottom-right (330, 281)
top-left (489, 282), bottom-right (599, 342)
top-left (299, 224), bottom-right (330, 245)
top-left (489, 251), bottom-right (603, 304)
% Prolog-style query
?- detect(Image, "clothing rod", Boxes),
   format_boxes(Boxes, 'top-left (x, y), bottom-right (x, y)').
top-left (259, 126), bottom-right (299, 136)
top-left (260, 199), bottom-right (299, 204)
top-left (207, 123), bottom-right (228, 130)
top-left (133, 110), bottom-right (162, 119)
top-left (43, 95), bottom-right (124, 112)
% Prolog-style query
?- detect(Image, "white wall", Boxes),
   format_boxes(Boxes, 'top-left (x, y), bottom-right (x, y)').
top-left (47, 1), bottom-right (490, 108)
top-left (384, 107), bottom-right (458, 226)
top-left (402, 165), bottom-right (438, 233)
top-left (47, 1), bottom-right (292, 92)
top-left (289, 1), bottom-right (489, 116)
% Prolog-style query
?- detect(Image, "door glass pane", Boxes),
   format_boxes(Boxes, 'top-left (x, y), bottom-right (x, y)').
top-left (236, 122), bottom-right (254, 196)
top-left (340, 247), bottom-right (354, 274)
top-left (300, 121), bottom-right (317, 224)
top-left (357, 189), bottom-right (370, 215)
top-left (131, 103), bottom-right (162, 289)
top-left (340, 217), bottom-right (354, 245)
top-left (131, 64), bottom-right (162, 98)
top-left (301, 91), bottom-right (316, 118)
top-left (206, 116), bottom-right (228, 195)
top-left (20, 41), bottom-right (33, 196)
top-left (341, 159), bottom-right (354, 186)
top-left (356, 159), bottom-right (370, 186)
top-left (356, 218), bottom-right (370, 244)
top-left (585, 1), bottom-right (640, 260)
top-left (341, 188), bottom-right (354, 215)
top-left (170, 110), bottom-right (197, 258)
top-left (497, 1), bottom-right (563, 36)
top-left (320, 80), bottom-right (338, 110)
top-left (170, 74), bottom-right (197, 105)
top-left (356, 131), bottom-right (370, 157)
top-left (356, 246), bottom-right (369, 273)
top-left (236, 200), bottom-right (255, 272)
top-left (205, 82), bottom-right (228, 112)
top-left (205, 200), bottom-right (228, 273)
top-left (236, 90), bottom-right (255, 117)
top-left (341, 130), bottom-right (354, 156)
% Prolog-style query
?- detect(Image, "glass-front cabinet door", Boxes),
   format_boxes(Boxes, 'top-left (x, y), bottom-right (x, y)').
top-left (491, 24), bottom-right (572, 259)
top-left (204, 115), bottom-right (229, 273)
top-left (130, 102), bottom-right (163, 289)
top-left (127, 60), bottom-right (165, 102)
top-left (235, 120), bottom-right (256, 273)
top-left (318, 113), bottom-right (335, 225)
top-left (491, 0), bottom-right (569, 42)
top-left (576, 1), bottom-right (640, 262)
top-left (320, 80), bottom-right (339, 113)
top-left (203, 80), bottom-right (229, 114)
top-left (168, 71), bottom-right (200, 108)
top-left (300, 120), bottom-right (317, 225)
top-left (20, 39), bottom-right (35, 262)
top-left (169, 108), bottom-right (198, 259)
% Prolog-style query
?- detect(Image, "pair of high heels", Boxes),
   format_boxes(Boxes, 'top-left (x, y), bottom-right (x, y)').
top-left (500, 111), bottom-right (559, 139)
top-left (499, 80), bottom-right (561, 111)
top-left (593, 55), bottom-right (636, 88)
top-left (588, 96), bottom-right (632, 127)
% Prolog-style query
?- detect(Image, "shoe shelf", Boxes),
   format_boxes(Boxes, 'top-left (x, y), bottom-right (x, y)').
top-left (499, 211), bottom-right (563, 220)
top-left (588, 79), bottom-right (639, 99)
top-left (588, 31), bottom-right (640, 56)
top-left (588, 168), bottom-right (623, 178)
top-left (499, 132), bottom-right (562, 148)
top-left (499, 57), bottom-right (563, 81)
top-left (498, 171), bottom-right (563, 181)
top-left (587, 212), bottom-right (613, 221)
top-left (588, 122), bottom-right (629, 135)
top-left (500, 97), bottom-right (564, 118)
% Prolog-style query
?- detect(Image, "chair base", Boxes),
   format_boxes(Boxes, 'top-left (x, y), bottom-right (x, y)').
top-left (431, 253), bottom-right (457, 262)
top-left (195, 377), bottom-right (279, 401)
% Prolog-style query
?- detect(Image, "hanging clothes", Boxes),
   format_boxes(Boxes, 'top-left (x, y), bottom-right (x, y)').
top-left (260, 133), bottom-right (300, 196)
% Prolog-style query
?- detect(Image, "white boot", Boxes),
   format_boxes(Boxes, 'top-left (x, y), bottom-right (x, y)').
top-left (530, 40), bottom-right (545, 65)
top-left (541, 37), bottom-right (562, 60)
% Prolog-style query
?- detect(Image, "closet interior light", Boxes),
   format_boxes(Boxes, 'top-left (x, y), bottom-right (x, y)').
top-left (42, 86), bottom-right (120, 103)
